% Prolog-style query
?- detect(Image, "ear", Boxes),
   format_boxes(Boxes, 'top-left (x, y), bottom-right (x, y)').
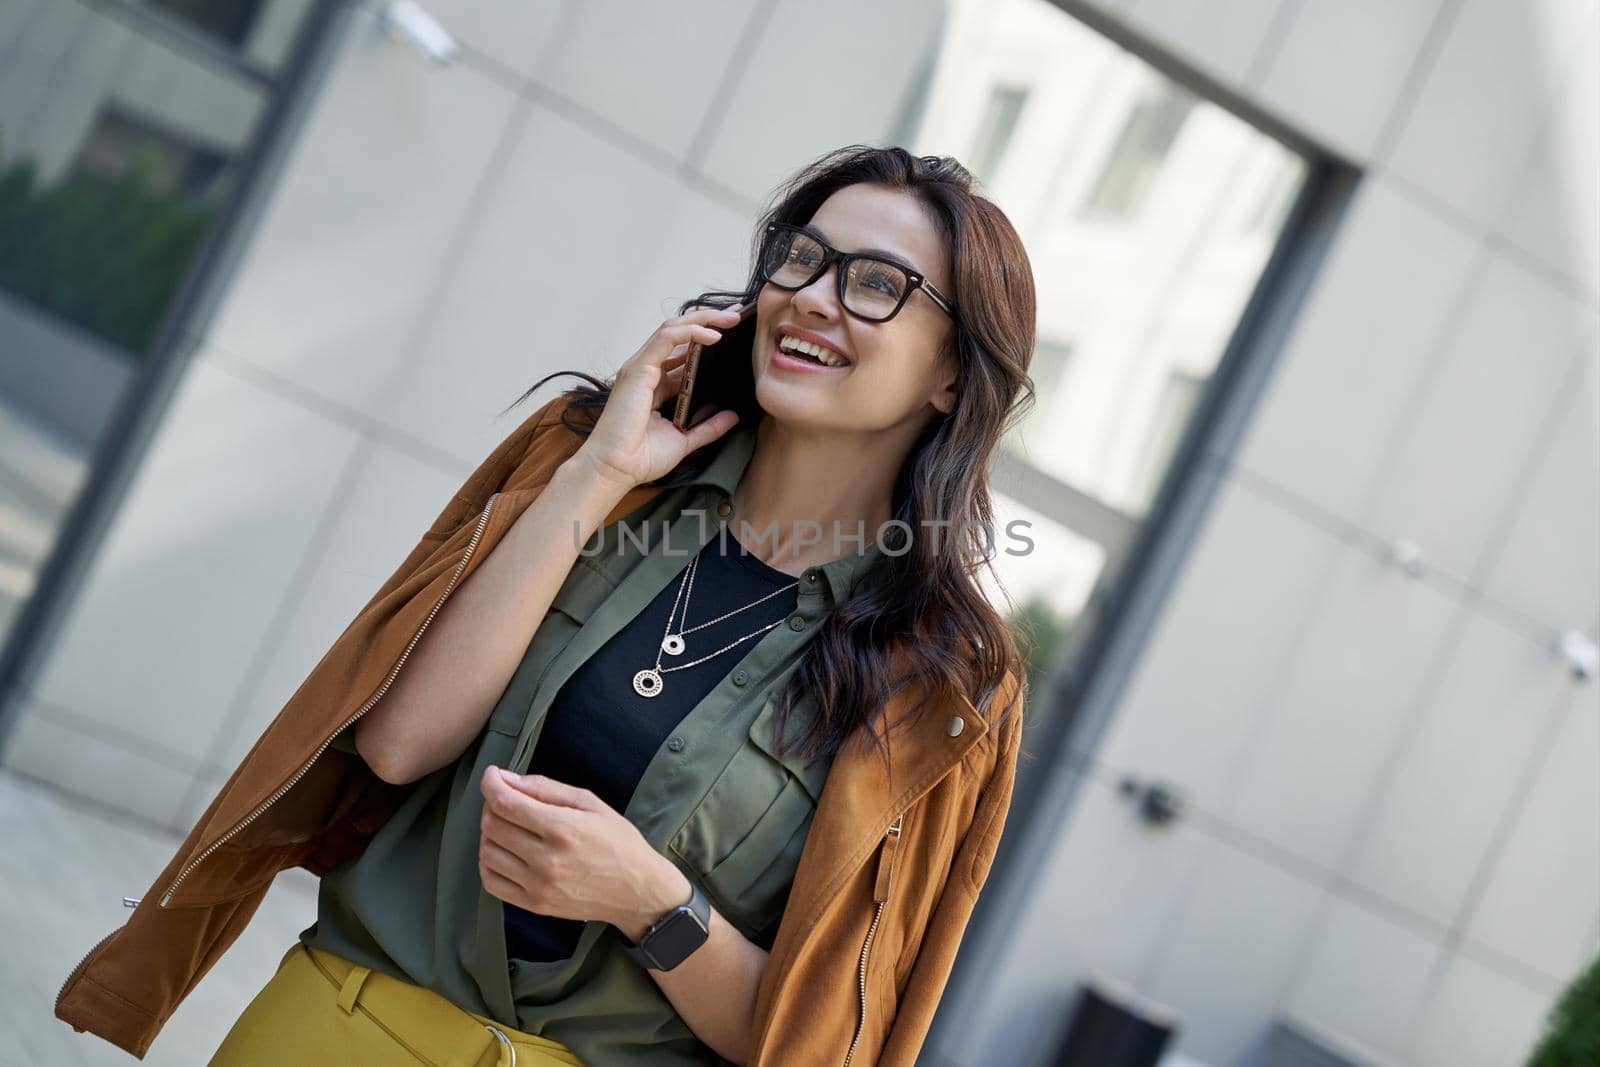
top-left (929, 341), bottom-right (959, 415)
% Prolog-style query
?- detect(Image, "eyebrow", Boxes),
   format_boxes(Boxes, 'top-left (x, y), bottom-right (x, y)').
top-left (800, 223), bottom-right (921, 274)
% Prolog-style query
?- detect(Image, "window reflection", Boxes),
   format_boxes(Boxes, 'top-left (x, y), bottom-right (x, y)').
top-left (970, 85), bottom-right (1029, 182)
top-left (70, 105), bottom-right (231, 199)
top-left (1080, 81), bottom-right (1195, 222)
top-left (909, 0), bottom-right (1310, 738)
top-left (0, 0), bottom-right (320, 650)
top-left (148, 0), bottom-right (267, 48)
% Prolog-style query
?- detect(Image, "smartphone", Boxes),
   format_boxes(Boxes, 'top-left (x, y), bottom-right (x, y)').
top-left (672, 302), bottom-right (758, 431)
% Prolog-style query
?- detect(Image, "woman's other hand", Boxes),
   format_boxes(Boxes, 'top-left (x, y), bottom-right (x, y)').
top-left (570, 305), bottom-right (745, 493)
top-left (478, 766), bottom-right (691, 937)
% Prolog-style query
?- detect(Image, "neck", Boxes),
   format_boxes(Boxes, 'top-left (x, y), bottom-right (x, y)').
top-left (729, 416), bottom-right (913, 576)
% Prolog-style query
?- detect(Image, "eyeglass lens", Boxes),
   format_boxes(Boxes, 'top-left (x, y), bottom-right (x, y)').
top-left (762, 228), bottom-right (910, 320)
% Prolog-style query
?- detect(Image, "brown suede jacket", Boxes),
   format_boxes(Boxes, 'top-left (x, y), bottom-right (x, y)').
top-left (53, 394), bottom-right (1024, 1066)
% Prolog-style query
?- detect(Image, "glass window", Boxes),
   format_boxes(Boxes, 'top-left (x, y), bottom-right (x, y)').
top-left (907, 0), bottom-right (1311, 759)
top-left (970, 85), bottom-right (1029, 181)
top-left (1079, 80), bottom-right (1195, 221)
top-left (1131, 368), bottom-right (1203, 506)
top-left (1016, 337), bottom-right (1073, 457)
top-left (0, 0), bottom-right (325, 649)
top-left (1240, 152), bottom-right (1303, 235)
top-left (70, 104), bottom-right (232, 201)
top-left (147, 0), bottom-right (266, 47)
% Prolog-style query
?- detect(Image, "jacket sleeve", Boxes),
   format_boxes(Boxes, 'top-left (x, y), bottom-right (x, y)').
top-left (876, 672), bottom-right (1025, 1066)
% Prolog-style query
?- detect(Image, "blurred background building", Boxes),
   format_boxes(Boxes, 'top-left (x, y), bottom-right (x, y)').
top-left (0, 1), bottom-right (1595, 1065)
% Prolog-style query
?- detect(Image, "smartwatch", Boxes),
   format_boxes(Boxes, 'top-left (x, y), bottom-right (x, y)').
top-left (618, 880), bottom-right (711, 971)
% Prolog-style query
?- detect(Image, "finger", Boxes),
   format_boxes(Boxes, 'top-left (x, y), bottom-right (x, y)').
top-left (480, 864), bottom-right (513, 903)
top-left (481, 837), bottom-right (529, 878)
top-left (617, 327), bottom-right (718, 387)
top-left (677, 407), bottom-right (741, 451)
top-left (503, 771), bottom-right (603, 812)
top-left (481, 763), bottom-right (519, 800)
top-left (484, 768), bottom-right (561, 832)
top-left (482, 765), bottom-right (518, 808)
top-left (651, 362), bottom-right (691, 411)
top-left (667, 303), bottom-right (744, 330)
top-left (629, 310), bottom-right (738, 374)
top-left (482, 805), bottom-right (547, 853)
top-left (476, 809), bottom-right (547, 870)
top-left (653, 323), bottom-right (722, 360)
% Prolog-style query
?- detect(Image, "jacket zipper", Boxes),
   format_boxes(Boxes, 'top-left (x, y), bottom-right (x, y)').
top-left (842, 812), bottom-right (902, 1067)
top-left (55, 927), bottom-right (119, 1023)
top-left (154, 492), bottom-right (503, 909)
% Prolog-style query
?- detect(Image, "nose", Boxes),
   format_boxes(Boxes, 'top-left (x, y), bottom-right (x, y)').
top-left (790, 264), bottom-right (842, 321)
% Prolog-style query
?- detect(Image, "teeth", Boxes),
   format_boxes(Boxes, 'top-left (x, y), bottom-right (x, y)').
top-left (778, 334), bottom-right (847, 367)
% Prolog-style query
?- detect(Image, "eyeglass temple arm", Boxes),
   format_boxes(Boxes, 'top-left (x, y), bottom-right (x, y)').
top-left (920, 279), bottom-right (956, 318)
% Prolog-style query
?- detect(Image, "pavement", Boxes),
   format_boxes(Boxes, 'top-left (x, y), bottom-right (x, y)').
top-left (0, 766), bottom-right (321, 1065)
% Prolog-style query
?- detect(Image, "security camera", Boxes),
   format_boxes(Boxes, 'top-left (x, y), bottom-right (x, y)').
top-left (1388, 539), bottom-right (1427, 579)
top-left (379, 1), bottom-right (459, 66)
top-left (1557, 630), bottom-right (1598, 681)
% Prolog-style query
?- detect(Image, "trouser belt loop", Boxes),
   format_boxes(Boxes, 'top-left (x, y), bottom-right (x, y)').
top-left (336, 964), bottom-right (373, 1015)
top-left (484, 1023), bottom-right (517, 1067)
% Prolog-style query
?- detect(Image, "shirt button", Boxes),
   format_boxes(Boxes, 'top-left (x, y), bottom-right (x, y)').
top-left (732, 670), bottom-right (748, 686)
top-left (788, 614), bottom-right (805, 631)
top-left (946, 715), bottom-right (966, 737)
top-left (804, 570), bottom-right (818, 583)
top-left (717, 500), bottom-right (732, 517)
top-left (667, 735), bottom-right (686, 752)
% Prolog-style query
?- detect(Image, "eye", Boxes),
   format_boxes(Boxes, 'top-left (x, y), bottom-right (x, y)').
top-left (858, 262), bottom-right (905, 297)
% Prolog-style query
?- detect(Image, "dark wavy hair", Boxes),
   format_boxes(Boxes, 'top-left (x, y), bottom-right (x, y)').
top-left (501, 145), bottom-right (1036, 779)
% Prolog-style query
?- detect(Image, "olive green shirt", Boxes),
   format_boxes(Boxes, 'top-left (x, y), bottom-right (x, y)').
top-left (302, 420), bottom-right (888, 1066)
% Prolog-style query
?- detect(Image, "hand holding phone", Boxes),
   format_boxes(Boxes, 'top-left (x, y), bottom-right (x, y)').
top-left (673, 301), bottom-right (757, 431)
top-left (573, 306), bottom-right (746, 492)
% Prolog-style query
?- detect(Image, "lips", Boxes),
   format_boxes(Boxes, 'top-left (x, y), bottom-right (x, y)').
top-left (774, 326), bottom-right (851, 367)
top-left (771, 345), bottom-right (848, 374)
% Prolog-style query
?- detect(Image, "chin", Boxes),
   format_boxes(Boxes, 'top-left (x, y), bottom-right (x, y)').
top-left (752, 376), bottom-right (835, 423)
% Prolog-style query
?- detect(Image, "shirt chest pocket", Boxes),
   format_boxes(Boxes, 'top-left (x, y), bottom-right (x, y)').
top-left (668, 696), bottom-right (832, 939)
top-left (485, 564), bottom-right (614, 737)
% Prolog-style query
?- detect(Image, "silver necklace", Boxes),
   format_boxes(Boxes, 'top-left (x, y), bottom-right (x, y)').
top-left (633, 549), bottom-right (799, 699)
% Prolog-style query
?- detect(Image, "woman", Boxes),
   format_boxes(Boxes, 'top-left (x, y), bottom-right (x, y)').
top-left (91, 145), bottom-right (1033, 1067)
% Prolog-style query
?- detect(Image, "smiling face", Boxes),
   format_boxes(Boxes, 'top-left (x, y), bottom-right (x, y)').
top-left (752, 183), bottom-right (958, 434)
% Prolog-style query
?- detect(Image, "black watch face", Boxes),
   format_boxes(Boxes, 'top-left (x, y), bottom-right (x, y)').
top-left (646, 908), bottom-right (708, 967)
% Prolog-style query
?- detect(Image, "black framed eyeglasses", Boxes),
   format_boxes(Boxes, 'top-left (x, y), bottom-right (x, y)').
top-left (758, 223), bottom-right (957, 323)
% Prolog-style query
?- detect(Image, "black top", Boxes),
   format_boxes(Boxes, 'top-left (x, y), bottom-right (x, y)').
top-left (504, 531), bottom-right (800, 962)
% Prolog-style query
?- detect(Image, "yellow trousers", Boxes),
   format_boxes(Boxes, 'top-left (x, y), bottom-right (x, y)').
top-left (206, 942), bottom-right (585, 1067)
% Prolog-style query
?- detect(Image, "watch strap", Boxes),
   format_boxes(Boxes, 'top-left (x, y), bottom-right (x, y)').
top-left (619, 879), bottom-right (711, 971)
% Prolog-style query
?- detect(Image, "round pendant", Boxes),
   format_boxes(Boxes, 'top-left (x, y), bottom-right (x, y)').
top-left (662, 634), bottom-right (685, 656)
top-left (633, 669), bottom-right (664, 698)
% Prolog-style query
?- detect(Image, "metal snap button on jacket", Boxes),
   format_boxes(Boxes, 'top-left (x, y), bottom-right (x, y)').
top-left (946, 715), bottom-right (966, 737)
